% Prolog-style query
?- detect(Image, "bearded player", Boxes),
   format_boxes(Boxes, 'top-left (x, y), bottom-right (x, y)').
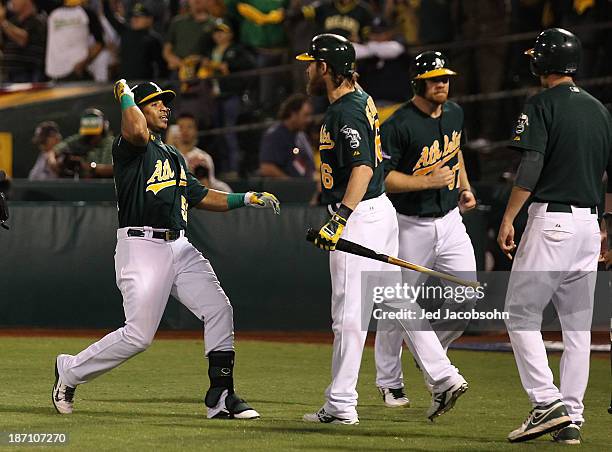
top-left (51, 80), bottom-right (280, 419)
top-left (374, 51), bottom-right (478, 407)
top-left (498, 29), bottom-right (612, 443)
top-left (297, 34), bottom-right (468, 424)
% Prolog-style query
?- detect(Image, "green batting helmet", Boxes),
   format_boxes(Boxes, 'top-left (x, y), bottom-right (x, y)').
top-left (296, 33), bottom-right (356, 77)
top-left (410, 51), bottom-right (457, 96)
top-left (525, 28), bottom-right (581, 76)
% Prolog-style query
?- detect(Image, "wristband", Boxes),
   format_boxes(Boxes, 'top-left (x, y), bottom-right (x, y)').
top-left (227, 192), bottom-right (247, 210)
top-left (120, 95), bottom-right (137, 111)
top-left (335, 203), bottom-right (353, 221)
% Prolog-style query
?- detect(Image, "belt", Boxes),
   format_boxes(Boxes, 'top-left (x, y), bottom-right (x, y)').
top-left (127, 228), bottom-right (182, 241)
top-left (417, 211), bottom-right (449, 218)
top-left (545, 202), bottom-right (596, 214)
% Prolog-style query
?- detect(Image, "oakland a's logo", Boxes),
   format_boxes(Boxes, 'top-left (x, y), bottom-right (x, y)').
top-left (146, 159), bottom-right (187, 194)
top-left (515, 113), bottom-right (529, 135)
top-left (412, 131), bottom-right (462, 175)
top-left (319, 124), bottom-right (335, 151)
top-left (340, 125), bottom-right (361, 149)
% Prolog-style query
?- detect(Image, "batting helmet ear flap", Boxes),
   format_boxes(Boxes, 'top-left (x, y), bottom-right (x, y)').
top-left (411, 79), bottom-right (425, 96)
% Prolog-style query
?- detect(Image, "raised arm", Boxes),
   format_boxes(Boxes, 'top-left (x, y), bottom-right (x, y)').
top-left (114, 79), bottom-right (149, 146)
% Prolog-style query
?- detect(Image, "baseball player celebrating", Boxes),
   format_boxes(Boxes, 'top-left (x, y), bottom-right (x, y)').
top-left (51, 80), bottom-right (280, 419)
top-left (297, 34), bottom-right (468, 425)
top-left (374, 51), bottom-right (478, 407)
top-left (497, 28), bottom-right (612, 444)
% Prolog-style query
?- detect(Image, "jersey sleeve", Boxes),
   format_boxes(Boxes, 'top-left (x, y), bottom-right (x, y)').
top-left (185, 171), bottom-right (209, 208)
top-left (381, 119), bottom-right (406, 174)
top-left (509, 100), bottom-right (548, 154)
top-left (337, 110), bottom-right (375, 168)
top-left (112, 135), bottom-right (147, 163)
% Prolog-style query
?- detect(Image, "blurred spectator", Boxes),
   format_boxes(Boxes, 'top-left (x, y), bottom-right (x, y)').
top-left (28, 121), bottom-right (62, 180)
top-left (163, 0), bottom-right (216, 77)
top-left (259, 93), bottom-right (314, 178)
top-left (88, 0), bottom-right (121, 82)
top-left (301, 0), bottom-right (373, 42)
top-left (45, 0), bottom-right (104, 81)
top-left (354, 16), bottom-right (410, 103)
top-left (0, 0), bottom-right (47, 82)
top-left (384, 0), bottom-right (419, 45)
top-left (227, 0), bottom-right (289, 112)
top-left (48, 108), bottom-right (114, 178)
top-left (121, 0), bottom-right (170, 33)
top-left (205, 19), bottom-right (255, 175)
top-left (103, 1), bottom-right (166, 79)
top-left (167, 112), bottom-right (233, 191)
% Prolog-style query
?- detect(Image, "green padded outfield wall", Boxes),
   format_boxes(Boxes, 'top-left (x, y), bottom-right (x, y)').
top-left (0, 203), bottom-right (332, 330)
top-left (0, 203), bottom-right (487, 330)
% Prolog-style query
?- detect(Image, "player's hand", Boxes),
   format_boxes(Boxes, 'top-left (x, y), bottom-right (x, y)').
top-left (114, 79), bottom-right (134, 102)
top-left (314, 205), bottom-right (352, 251)
top-left (428, 166), bottom-right (454, 189)
top-left (458, 189), bottom-right (477, 213)
top-left (497, 220), bottom-right (516, 260)
top-left (245, 191), bottom-right (280, 214)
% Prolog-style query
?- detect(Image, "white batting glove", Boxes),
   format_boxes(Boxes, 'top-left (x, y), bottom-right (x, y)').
top-left (244, 191), bottom-right (280, 214)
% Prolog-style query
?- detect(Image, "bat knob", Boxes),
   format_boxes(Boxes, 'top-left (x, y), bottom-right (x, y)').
top-left (306, 228), bottom-right (318, 243)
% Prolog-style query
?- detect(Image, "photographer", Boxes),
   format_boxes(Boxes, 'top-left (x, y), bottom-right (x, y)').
top-left (48, 109), bottom-right (114, 178)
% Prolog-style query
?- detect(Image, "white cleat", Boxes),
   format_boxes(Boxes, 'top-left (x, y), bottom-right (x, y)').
top-left (52, 355), bottom-right (76, 414)
top-left (303, 407), bottom-right (359, 425)
top-left (378, 387), bottom-right (410, 408)
top-left (426, 376), bottom-right (468, 421)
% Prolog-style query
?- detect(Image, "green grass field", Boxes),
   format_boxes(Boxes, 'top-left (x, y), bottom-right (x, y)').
top-left (0, 337), bottom-right (610, 451)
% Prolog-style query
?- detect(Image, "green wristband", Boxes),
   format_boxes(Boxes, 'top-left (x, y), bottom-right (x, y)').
top-left (227, 193), bottom-right (246, 210)
top-left (120, 95), bottom-right (137, 111)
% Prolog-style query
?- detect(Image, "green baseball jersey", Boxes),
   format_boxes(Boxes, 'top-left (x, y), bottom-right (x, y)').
top-left (112, 133), bottom-right (209, 229)
top-left (382, 101), bottom-right (465, 216)
top-left (319, 88), bottom-right (385, 205)
top-left (304, 0), bottom-right (373, 42)
top-left (510, 82), bottom-right (612, 207)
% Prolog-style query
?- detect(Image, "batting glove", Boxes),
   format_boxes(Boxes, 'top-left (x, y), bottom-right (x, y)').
top-left (245, 191), bottom-right (280, 214)
top-left (114, 79), bottom-right (134, 102)
top-left (315, 204), bottom-right (353, 251)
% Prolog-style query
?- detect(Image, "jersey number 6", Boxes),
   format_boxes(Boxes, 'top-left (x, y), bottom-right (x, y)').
top-left (321, 163), bottom-right (334, 189)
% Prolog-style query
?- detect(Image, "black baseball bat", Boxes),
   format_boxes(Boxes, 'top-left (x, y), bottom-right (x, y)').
top-left (306, 228), bottom-right (480, 288)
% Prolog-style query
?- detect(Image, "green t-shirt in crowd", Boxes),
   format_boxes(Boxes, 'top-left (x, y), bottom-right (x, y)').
top-left (509, 82), bottom-right (612, 207)
top-left (319, 88), bottom-right (385, 205)
top-left (165, 14), bottom-right (216, 58)
top-left (382, 100), bottom-right (465, 216)
top-left (227, 0), bottom-right (288, 49)
top-left (112, 132), bottom-right (208, 230)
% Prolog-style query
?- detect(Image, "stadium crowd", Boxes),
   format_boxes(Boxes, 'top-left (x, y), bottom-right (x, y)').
top-left (3, 0), bottom-right (612, 178)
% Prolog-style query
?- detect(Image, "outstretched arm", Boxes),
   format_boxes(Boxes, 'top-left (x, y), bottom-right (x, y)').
top-left (196, 190), bottom-right (280, 213)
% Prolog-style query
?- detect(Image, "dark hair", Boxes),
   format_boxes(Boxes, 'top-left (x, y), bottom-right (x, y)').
top-left (278, 94), bottom-right (310, 120)
top-left (319, 61), bottom-right (359, 89)
top-left (177, 112), bottom-right (197, 122)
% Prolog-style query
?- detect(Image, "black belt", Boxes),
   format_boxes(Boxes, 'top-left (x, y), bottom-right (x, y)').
top-left (127, 228), bottom-right (182, 241)
top-left (545, 202), bottom-right (596, 214)
top-left (417, 210), bottom-right (449, 218)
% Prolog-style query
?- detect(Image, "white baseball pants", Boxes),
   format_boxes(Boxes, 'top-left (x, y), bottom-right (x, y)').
top-left (375, 208), bottom-right (477, 389)
top-left (57, 227), bottom-right (234, 387)
top-left (323, 195), bottom-right (462, 419)
top-left (505, 203), bottom-right (599, 423)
